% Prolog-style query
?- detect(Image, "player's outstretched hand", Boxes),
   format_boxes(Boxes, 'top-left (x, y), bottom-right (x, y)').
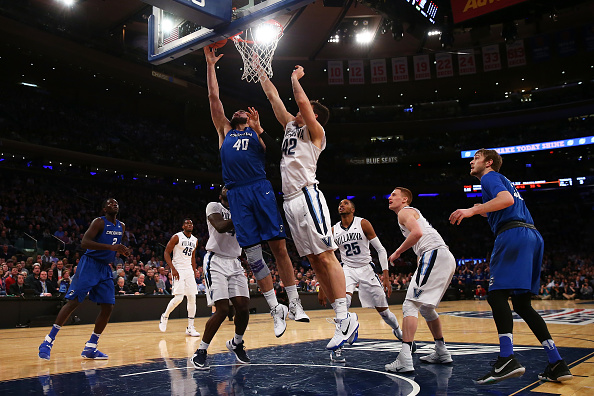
top-left (292, 65), bottom-right (305, 80)
top-left (247, 107), bottom-right (262, 133)
top-left (449, 208), bottom-right (474, 225)
top-left (204, 46), bottom-right (224, 65)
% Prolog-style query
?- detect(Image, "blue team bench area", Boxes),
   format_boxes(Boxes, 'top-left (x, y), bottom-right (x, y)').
top-left (0, 291), bottom-right (407, 329)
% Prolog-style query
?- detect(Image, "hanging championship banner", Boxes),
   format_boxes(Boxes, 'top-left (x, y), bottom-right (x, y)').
top-left (370, 59), bottom-right (387, 84)
top-left (506, 40), bottom-right (526, 68)
top-left (585, 25), bottom-right (594, 52)
top-left (327, 61), bottom-right (344, 85)
top-left (391, 57), bottom-right (409, 82)
top-left (435, 53), bottom-right (453, 78)
top-left (482, 44), bottom-right (502, 72)
top-left (413, 54), bottom-right (431, 80)
top-left (348, 60), bottom-right (365, 85)
top-left (556, 29), bottom-right (577, 57)
top-left (531, 35), bottom-right (551, 62)
top-left (458, 49), bottom-right (476, 75)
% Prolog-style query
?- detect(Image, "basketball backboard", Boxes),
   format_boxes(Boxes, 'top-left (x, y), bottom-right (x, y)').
top-left (144, 0), bottom-right (316, 65)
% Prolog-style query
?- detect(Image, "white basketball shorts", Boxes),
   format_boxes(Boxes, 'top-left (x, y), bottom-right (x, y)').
top-left (405, 247), bottom-right (456, 307)
top-left (344, 264), bottom-right (388, 308)
top-left (172, 270), bottom-right (198, 296)
top-left (283, 185), bottom-right (337, 257)
top-left (203, 252), bottom-right (249, 303)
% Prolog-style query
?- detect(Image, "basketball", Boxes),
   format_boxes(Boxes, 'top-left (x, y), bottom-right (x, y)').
top-left (208, 39), bottom-right (227, 49)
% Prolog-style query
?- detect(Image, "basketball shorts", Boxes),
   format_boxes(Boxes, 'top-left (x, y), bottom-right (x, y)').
top-left (203, 252), bottom-right (249, 304)
top-left (227, 179), bottom-right (286, 247)
top-left (405, 247), bottom-right (456, 307)
top-left (283, 185), bottom-right (337, 257)
top-left (344, 264), bottom-right (388, 308)
top-left (171, 270), bottom-right (198, 296)
top-left (65, 255), bottom-right (115, 304)
top-left (489, 227), bottom-right (543, 295)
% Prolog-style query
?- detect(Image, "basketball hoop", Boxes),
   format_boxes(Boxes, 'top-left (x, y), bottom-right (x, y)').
top-left (231, 20), bottom-right (284, 83)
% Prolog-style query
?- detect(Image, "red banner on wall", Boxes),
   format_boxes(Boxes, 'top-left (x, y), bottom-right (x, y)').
top-left (452, 0), bottom-right (529, 24)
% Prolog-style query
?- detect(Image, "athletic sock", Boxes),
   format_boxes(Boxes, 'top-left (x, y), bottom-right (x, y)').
top-left (435, 337), bottom-right (446, 351)
top-left (199, 341), bottom-right (209, 351)
top-left (542, 339), bottom-right (562, 363)
top-left (379, 309), bottom-right (400, 330)
top-left (345, 293), bottom-right (352, 308)
top-left (499, 333), bottom-right (514, 357)
top-left (48, 324), bottom-right (61, 340)
top-left (285, 285), bottom-right (299, 302)
top-left (233, 333), bottom-right (243, 345)
top-left (334, 298), bottom-right (347, 320)
top-left (263, 289), bottom-right (279, 310)
top-left (88, 332), bottom-right (100, 345)
top-left (401, 342), bottom-right (413, 357)
top-left (188, 317), bottom-right (195, 327)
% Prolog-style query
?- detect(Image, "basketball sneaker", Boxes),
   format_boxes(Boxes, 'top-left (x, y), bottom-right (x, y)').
top-left (226, 339), bottom-right (251, 364)
top-left (326, 312), bottom-right (359, 350)
top-left (392, 329), bottom-right (417, 352)
top-left (385, 352), bottom-right (415, 373)
top-left (186, 326), bottom-right (200, 337)
top-left (81, 343), bottom-right (108, 360)
top-left (159, 314), bottom-right (168, 332)
top-left (271, 304), bottom-right (288, 338)
top-left (191, 349), bottom-right (209, 370)
top-left (38, 336), bottom-right (54, 360)
top-left (419, 348), bottom-right (453, 364)
top-left (475, 355), bottom-right (525, 384)
top-left (288, 298), bottom-right (310, 322)
top-left (537, 359), bottom-right (572, 382)
top-left (330, 347), bottom-right (346, 363)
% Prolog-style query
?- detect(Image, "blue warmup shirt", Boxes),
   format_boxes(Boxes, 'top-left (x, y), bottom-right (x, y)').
top-left (84, 216), bottom-right (123, 263)
top-left (481, 171), bottom-right (534, 235)
top-left (220, 127), bottom-right (266, 188)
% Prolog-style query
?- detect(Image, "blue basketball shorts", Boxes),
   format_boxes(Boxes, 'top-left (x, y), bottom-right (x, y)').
top-left (226, 179), bottom-right (286, 247)
top-left (65, 255), bottom-right (116, 304)
top-left (488, 227), bottom-right (544, 295)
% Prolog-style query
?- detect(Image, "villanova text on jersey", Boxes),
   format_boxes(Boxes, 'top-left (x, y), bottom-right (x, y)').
top-left (334, 231), bottom-right (363, 246)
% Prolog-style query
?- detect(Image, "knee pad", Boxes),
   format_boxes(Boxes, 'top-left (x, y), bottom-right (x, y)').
top-left (402, 299), bottom-right (420, 318)
top-left (419, 305), bottom-right (439, 322)
top-left (249, 260), bottom-right (271, 281)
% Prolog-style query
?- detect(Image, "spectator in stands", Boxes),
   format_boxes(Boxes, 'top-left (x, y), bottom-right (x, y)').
top-left (49, 251), bottom-right (59, 264)
top-left (580, 279), bottom-right (593, 300)
top-left (155, 274), bottom-right (166, 295)
top-left (0, 275), bottom-right (6, 296)
top-left (4, 267), bottom-right (19, 292)
top-left (115, 277), bottom-right (129, 295)
top-left (54, 227), bottom-right (64, 239)
top-left (35, 271), bottom-right (56, 297)
top-left (1, 246), bottom-right (11, 262)
top-left (114, 252), bottom-right (124, 267)
top-left (9, 273), bottom-right (27, 296)
top-left (562, 283), bottom-right (577, 300)
top-left (475, 284), bottom-right (487, 300)
top-left (58, 270), bottom-right (71, 294)
top-left (26, 264), bottom-right (41, 289)
top-left (539, 284), bottom-right (551, 300)
top-left (41, 250), bottom-right (52, 269)
top-left (133, 273), bottom-right (147, 295)
top-left (112, 263), bottom-right (123, 280)
top-left (157, 266), bottom-right (167, 283)
top-left (0, 232), bottom-right (10, 246)
top-left (145, 269), bottom-right (158, 289)
top-left (52, 260), bottom-right (65, 281)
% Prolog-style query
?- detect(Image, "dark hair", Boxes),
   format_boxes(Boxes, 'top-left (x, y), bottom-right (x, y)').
top-left (183, 218), bottom-right (193, 224)
top-left (311, 101), bottom-right (330, 126)
top-left (341, 199), bottom-right (355, 210)
top-left (395, 187), bottom-right (413, 205)
top-left (475, 148), bottom-right (502, 172)
top-left (230, 110), bottom-right (248, 129)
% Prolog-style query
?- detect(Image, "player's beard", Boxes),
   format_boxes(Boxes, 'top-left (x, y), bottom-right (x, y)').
top-left (231, 116), bottom-right (248, 129)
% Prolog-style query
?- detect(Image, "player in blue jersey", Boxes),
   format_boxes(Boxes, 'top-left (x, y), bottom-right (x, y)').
top-left (450, 149), bottom-right (572, 384)
top-left (38, 198), bottom-right (129, 360)
top-left (203, 47), bottom-right (309, 339)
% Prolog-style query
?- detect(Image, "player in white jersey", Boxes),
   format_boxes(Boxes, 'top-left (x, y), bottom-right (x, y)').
top-left (159, 219), bottom-right (200, 337)
top-left (322, 199), bottom-right (403, 363)
top-left (385, 188), bottom-right (456, 374)
top-left (260, 66), bottom-right (359, 351)
top-left (192, 187), bottom-right (251, 369)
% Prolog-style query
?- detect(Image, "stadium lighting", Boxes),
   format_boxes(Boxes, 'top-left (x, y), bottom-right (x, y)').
top-left (427, 30), bottom-right (441, 36)
top-left (254, 23), bottom-right (278, 45)
top-left (355, 31), bottom-right (373, 44)
top-left (162, 18), bottom-right (174, 34)
top-left (62, 0), bottom-right (75, 6)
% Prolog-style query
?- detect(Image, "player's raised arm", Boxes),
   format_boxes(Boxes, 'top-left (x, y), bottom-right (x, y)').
top-left (260, 77), bottom-right (294, 127)
top-left (291, 65), bottom-right (324, 147)
top-left (164, 234), bottom-right (180, 280)
top-left (204, 47), bottom-right (232, 147)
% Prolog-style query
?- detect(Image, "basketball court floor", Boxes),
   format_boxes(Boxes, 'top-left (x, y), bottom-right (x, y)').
top-left (1, 299), bottom-right (592, 395)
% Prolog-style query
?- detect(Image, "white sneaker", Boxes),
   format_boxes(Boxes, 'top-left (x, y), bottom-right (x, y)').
top-left (288, 298), bottom-right (310, 322)
top-left (271, 304), bottom-right (288, 338)
top-left (186, 326), bottom-right (200, 337)
top-left (326, 312), bottom-right (359, 350)
top-left (385, 352), bottom-right (415, 373)
top-left (159, 314), bottom-right (168, 332)
top-left (419, 348), bottom-right (453, 364)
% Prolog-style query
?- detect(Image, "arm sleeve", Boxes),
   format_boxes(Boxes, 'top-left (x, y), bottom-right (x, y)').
top-left (260, 131), bottom-right (282, 163)
top-left (369, 237), bottom-right (389, 271)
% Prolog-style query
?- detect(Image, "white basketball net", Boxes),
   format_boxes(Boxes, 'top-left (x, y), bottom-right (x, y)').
top-left (231, 20), bottom-right (283, 83)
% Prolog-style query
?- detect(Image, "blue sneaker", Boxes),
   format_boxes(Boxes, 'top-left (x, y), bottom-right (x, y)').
top-left (81, 344), bottom-right (108, 360)
top-left (39, 336), bottom-right (54, 360)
